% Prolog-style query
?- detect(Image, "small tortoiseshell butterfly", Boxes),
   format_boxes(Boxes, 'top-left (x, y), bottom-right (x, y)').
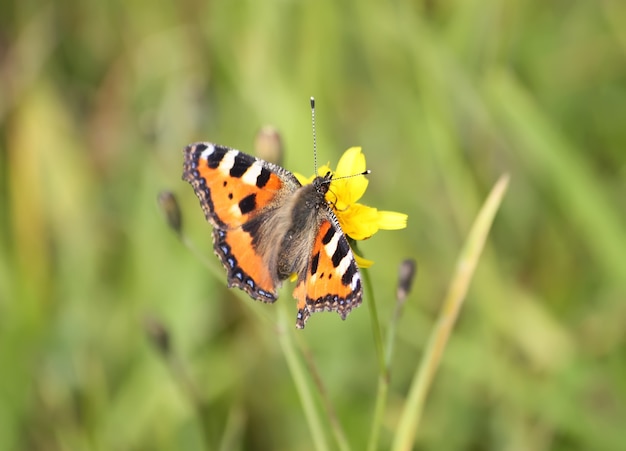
top-left (182, 142), bottom-right (363, 328)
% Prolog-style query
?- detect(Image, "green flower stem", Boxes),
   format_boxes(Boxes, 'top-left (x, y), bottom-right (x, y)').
top-left (369, 295), bottom-right (410, 451)
top-left (295, 332), bottom-right (352, 451)
top-left (158, 337), bottom-right (214, 449)
top-left (360, 265), bottom-right (386, 374)
top-left (391, 174), bottom-right (510, 451)
top-left (218, 406), bottom-right (245, 451)
top-left (384, 302), bottom-right (403, 373)
top-left (358, 259), bottom-right (389, 451)
top-left (369, 302), bottom-right (407, 451)
top-left (277, 304), bottom-right (330, 451)
top-left (367, 373), bottom-right (389, 451)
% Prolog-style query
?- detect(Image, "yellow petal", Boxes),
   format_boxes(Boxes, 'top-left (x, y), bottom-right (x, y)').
top-left (331, 177), bottom-right (368, 209)
top-left (354, 253), bottom-right (374, 268)
top-left (335, 147), bottom-right (365, 176)
top-left (376, 210), bottom-right (408, 230)
top-left (338, 203), bottom-right (381, 240)
top-left (329, 148), bottom-right (368, 208)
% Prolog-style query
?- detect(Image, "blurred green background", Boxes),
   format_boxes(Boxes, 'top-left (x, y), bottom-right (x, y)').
top-left (2, 0), bottom-right (626, 450)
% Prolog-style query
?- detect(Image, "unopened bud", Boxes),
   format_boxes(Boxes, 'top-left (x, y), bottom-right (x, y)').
top-left (396, 259), bottom-right (417, 303)
top-left (254, 126), bottom-right (283, 166)
top-left (144, 314), bottom-right (171, 356)
top-left (158, 191), bottom-right (182, 235)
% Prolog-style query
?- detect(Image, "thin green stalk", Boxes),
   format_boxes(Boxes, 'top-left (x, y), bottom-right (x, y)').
top-left (277, 305), bottom-right (330, 451)
top-left (360, 264), bottom-right (389, 451)
top-left (360, 266), bottom-right (385, 374)
top-left (392, 174), bottom-right (510, 451)
top-left (368, 295), bottom-right (407, 451)
top-left (295, 333), bottom-right (351, 451)
top-left (367, 373), bottom-right (389, 451)
top-left (145, 315), bottom-right (214, 450)
top-left (368, 259), bottom-right (415, 451)
top-left (369, 298), bottom-right (409, 451)
top-left (218, 405), bottom-right (245, 451)
top-left (384, 303), bottom-right (403, 372)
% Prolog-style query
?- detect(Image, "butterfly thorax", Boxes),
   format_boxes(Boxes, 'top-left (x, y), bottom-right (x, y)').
top-left (275, 176), bottom-right (331, 279)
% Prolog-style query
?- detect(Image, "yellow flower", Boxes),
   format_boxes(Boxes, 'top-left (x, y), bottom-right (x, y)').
top-left (295, 147), bottom-right (408, 267)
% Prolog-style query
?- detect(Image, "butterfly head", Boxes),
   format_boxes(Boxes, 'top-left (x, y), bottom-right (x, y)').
top-left (310, 171), bottom-right (333, 195)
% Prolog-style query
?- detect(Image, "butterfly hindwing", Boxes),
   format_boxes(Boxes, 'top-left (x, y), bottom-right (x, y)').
top-left (293, 216), bottom-right (362, 329)
top-left (213, 227), bottom-right (277, 302)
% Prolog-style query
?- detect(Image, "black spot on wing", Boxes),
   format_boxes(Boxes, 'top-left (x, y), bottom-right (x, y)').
top-left (256, 167), bottom-right (271, 188)
top-left (310, 252), bottom-right (320, 275)
top-left (230, 152), bottom-right (254, 177)
top-left (206, 146), bottom-right (228, 169)
top-left (322, 225), bottom-right (335, 245)
top-left (331, 240), bottom-right (349, 268)
top-left (341, 261), bottom-right (358, 286)
top-left (238, 193), bottom-right (257, 215)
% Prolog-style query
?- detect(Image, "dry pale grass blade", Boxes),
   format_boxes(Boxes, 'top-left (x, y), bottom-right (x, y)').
top-left (392, 174), bottom-right (510, 451)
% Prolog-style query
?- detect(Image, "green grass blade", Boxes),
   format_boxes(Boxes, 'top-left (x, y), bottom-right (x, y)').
top-left (392, 174), bottom-right (510, 451)
top-left (277, 307), bottom-right (330, 451)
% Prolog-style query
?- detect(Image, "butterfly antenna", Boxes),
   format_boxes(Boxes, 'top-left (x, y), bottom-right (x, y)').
top-left (309, 97), bottom-right (370, 185)
top-left (330, 170), bottom-right (372, 183)
top-left (310, 97), bottom-right (318, 174)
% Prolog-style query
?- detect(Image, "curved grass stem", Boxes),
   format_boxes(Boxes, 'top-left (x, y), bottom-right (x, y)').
top-left (295, 332), bottom-right (352, 451)
top-left (277, 305), bottom-right (330, 451)
top-left (391, 174), bottom-right (510, 451)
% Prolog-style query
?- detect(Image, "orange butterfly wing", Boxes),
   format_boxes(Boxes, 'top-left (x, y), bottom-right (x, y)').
top-left (183, 143), bottom-right (299, 302)
top-left (293, 218), bottom-right (362, 328)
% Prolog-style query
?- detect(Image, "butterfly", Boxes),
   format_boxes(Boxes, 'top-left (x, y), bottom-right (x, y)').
top-left (182, 142), bottom-right (363, 328)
